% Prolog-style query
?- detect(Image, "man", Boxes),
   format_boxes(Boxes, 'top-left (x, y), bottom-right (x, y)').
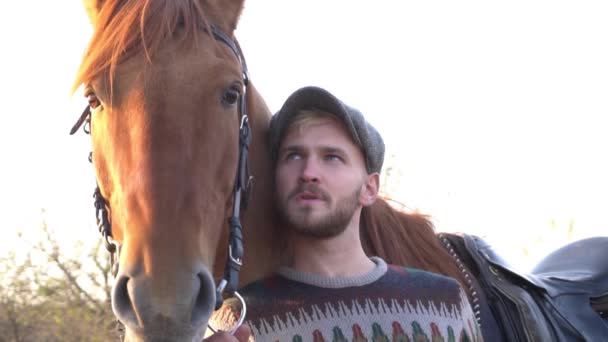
top-left (212, 86), bottom-right (482, 341)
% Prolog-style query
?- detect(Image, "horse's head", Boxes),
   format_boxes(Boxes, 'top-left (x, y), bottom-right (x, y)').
top-left (72, 0), bottom-right (279, 340)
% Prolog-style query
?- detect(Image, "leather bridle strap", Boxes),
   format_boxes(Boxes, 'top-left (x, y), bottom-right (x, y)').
top-left (208, 24), bottom-right (252, 311)
top-left (215, 113), bottom-right (250, 308)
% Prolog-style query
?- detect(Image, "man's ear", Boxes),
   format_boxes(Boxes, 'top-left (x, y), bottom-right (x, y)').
top-left (360, 172), bottom-right (380, 207)
top-left (83, 0), bottom-right (105, 26)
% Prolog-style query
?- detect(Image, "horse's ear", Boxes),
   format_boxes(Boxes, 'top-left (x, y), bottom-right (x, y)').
top-left (204, 0), bottom-right (245, 34)
top-left (82, 0), bottom-right (105, 26)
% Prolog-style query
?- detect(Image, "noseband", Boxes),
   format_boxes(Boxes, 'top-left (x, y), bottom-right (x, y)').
top-left (70, 24), bottom-right (251, 333)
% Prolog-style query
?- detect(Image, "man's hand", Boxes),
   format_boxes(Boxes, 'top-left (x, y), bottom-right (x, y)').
top-left (203, 324), bottom-right (251, 342)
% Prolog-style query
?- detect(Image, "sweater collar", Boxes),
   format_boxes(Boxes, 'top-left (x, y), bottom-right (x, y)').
top-left (276, 256), bottom-right (387, 288)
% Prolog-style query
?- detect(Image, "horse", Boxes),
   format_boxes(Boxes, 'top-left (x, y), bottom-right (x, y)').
top-left (71, 0), bottom-right (284, 340)
top-left (70, 1), bottom-right (608, 341)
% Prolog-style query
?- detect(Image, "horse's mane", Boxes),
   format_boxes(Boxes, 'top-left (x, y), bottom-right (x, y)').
top-left (73, 0), bottom-right (210, 93)
top-left (360, 197), bottom-right (469, 290)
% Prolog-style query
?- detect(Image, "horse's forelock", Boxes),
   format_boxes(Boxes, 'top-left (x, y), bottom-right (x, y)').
top-left (73, 0), bottom-right (212, 95)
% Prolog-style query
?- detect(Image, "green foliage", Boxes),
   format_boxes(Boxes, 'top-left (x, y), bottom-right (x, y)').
top-left (0, 216), bottom-right (119, 342)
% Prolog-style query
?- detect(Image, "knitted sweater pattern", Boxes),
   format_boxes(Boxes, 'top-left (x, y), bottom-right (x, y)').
top-left (211, 257), bottom-right (482, 342)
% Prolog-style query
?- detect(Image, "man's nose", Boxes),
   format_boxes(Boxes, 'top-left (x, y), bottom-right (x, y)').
top-left (299, 157), bottom-right (320, 183)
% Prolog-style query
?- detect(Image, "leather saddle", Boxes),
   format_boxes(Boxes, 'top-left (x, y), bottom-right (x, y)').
top-left (442, 233), bottom-right (608, 341)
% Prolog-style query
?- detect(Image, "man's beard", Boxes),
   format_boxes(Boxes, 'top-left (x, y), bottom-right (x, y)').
top-left (277, 184), bottom-right (361, 238)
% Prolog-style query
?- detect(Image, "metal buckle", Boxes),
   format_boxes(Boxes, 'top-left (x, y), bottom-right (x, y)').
top-left (207, 290), bottom-right (247, 335)
top-left (228, 244), bottom-right (243, 267)
top-left (239, 114), bottom-right (249, 129)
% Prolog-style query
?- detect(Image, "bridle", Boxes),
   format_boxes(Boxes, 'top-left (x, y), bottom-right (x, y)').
top-left (70, 24), bottom-right (252, 334)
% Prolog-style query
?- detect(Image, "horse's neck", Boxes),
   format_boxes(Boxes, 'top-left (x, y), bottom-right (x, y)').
top-left (361, 199), bottom-right (469, 289)
top-left (239, 86), bottom-right (285, 285)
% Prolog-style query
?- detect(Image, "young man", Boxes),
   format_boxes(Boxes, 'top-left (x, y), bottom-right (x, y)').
top-left (213, 86), bottom-right (482, 341)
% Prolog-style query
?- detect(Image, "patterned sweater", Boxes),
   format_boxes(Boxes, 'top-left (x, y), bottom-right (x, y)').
top-left (211, 257), bottom-right (483, 342)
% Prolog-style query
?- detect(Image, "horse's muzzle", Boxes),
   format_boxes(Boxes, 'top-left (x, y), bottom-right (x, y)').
top-left (112, 265), bottom-right (216, 342)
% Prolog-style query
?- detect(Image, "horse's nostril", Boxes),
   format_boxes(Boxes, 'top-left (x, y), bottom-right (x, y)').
top-left (112, 275), bottom-right (138, 327)
top-left (192, 272), bottom-right (215, 325)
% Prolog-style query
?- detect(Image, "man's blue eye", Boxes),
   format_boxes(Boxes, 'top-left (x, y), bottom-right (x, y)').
top-left (286, 152), bottom-right (301, 160)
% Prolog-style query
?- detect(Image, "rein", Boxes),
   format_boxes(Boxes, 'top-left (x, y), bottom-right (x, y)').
top-left (70, 24), bottom-right (251, 334)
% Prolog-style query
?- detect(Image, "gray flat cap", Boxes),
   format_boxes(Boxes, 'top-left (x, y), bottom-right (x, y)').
top-left (269, 86), bottom-right (385, 174)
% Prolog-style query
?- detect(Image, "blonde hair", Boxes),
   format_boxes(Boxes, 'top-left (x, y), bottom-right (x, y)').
top-left (281, 108), bottom-right (369, 170)
top-left (287, 108), bottom-right (341, 133)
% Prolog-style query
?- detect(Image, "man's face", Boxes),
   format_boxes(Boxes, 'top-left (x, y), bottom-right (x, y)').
top-left (275, 116), bottom-right (372, 238)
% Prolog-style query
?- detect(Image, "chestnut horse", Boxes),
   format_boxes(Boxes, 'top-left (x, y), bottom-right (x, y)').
top-left (71, 1), bottom-right (607, 341)
top-left (72, 0), bottom-right (284, 340)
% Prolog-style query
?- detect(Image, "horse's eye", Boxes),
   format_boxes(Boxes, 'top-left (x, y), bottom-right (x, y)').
top-left (221, 86), bottom-right (241, 106)
top-left (86, 93), bottom-right (101, 109)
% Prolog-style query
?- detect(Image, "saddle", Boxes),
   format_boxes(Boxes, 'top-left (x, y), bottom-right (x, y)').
top-left (442, 233), bottom-right (608, 342)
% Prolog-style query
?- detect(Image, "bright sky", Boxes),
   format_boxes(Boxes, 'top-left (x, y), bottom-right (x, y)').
top-left (1, 1), bottom-right (606, 272)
